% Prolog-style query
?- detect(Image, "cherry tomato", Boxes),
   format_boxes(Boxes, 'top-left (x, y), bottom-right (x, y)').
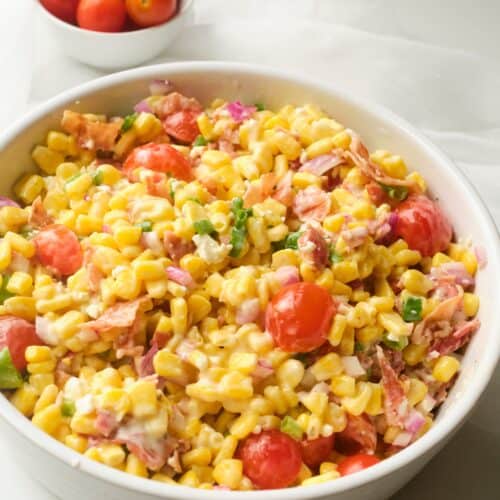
top-left (394, 195), bottom-right (452, 257)
top-left (40, 0), bottom-right (79, 23)
top-left (0, 316), bottom-right (44, 370)
top-left (265, 282), bottom-right (336, 353)
top-left (123, 143), bottom-right (193, 181)
top-left (125, 0), bottom-right (177, 28)
top-left (163, 110), bottom-right (201, 144)
top-left (33, 225), bottom-right (83, 276)
top-left (239, 430), bottom-right (302, 489)
top-left (301, 434), bottom-right (335, 469)
top-left (77, 0), bottom-right (127, 33)
top-left (337, 454), bottom-right (380, 476)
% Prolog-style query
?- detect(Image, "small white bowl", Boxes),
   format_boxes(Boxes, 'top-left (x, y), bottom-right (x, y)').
top-left (36, 0), bottom-right (194, 70)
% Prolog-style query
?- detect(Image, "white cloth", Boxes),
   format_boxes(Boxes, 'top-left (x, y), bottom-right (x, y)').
top-left (0, 1), bottom-right (498, 498)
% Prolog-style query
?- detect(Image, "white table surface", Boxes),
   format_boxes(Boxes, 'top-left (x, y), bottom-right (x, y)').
top-left (0, 1), bottom-right (498, 499)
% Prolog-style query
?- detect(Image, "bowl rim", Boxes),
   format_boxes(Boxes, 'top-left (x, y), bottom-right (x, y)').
top-left (36, 0), bottom-right (193, 37)
top-left (0, 61), bottom-right (498, 499)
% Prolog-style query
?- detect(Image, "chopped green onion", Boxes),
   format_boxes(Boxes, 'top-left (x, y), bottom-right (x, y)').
top-left (254, 103), bottom-right (265, 112)
top-left (280, 416), bottom-right (303, 440)
top-left (19, 226), bottom-right (33, 239)
top-left (0, 275), bottom-right (14, 305)
top-left (193, 135), bottom-right (208, 147)
top-left (65, 173), bottom-right (82, 185)
top-left (92, 170), bottom-right (104, 186)
top-left (382, 333), bottom-right (409, 351)
top-left (355, 341), bottom-right (365, 352)
top-left (402, 296), bottom-right (423, 322)
top-left (284, 231), bottom-right (302, 250)
top-left (194, 219), bottom-right (216, 236)
top-left (169, 181), bottom-right (175, 201)
top-left (188, 197), bottom-right (202, 205)
top-left (229, 198), bottom-right (253, 258)
top-left (229, 227), bottom-right (246, 258)
top-left (379, 183), bottom-right (409, 201)
top-left (137, 220), bottom-right (153, 232)
top-left (121, 113), bottom-right (138, 133)
top-left (61, 399), bottom-right (76, 418)
top-left (329, 248), bottom-right (343, 263)
top-left (0, 348), bottom-right (23, 390)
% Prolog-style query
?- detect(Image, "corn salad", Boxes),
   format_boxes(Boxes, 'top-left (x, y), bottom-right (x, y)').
top-left (0, 85), bottom-right (481, 490)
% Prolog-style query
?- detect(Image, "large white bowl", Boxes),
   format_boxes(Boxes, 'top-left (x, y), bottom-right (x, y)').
top-left (36, 0), bottom-right (194, 70)
top-left (0, 62), bottom-right (498, 500)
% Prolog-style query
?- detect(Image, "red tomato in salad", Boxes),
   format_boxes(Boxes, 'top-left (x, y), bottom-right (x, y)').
top-left (301, 434), bottom-right (335, 469)
top-left (33, 225), bottom-right (83, 276)
top-left (40, 0), bottom-right (79, 23)
top-left (77, 0), bottom-right (127, 32)
top-left (239, 430), bottom-right (302, 489)
top-left (394, 195), bottom-right (452, 257)
top-left (125, 0), bottom-right (177, 28)
top-left (266, 282), bottom-right (336, 353)
top-left (337, 454), bottom-right (380, 476)
top-left (123, 143), bottom-right (193, 181)
top-left (0, 316), bottom-right (44, 371)
top-left (163, 110), bottom-right (201, 144)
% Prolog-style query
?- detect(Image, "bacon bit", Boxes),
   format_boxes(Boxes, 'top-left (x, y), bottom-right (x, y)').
top-left (335, 414), bottom-right (377, 455)
top-left (83, 247), bottom-right (103, 293)
top-left (151, 331), bottom-right (170, 349)
top-left (29, 197), bottom-right (53, 228)
top-left (298, 226), bottom-right (329, 269)
top-left (251, 359), bottom-right (274, 380)
top-left (274, 265), bottom-right (300, 287)
top-left (366, 182), bottom-right (390, 206)
top-left (145, 171), bottom-right (172, 200)
top-left (218, 138), bottom-right (235, 156)
top-left (430, 262), bottom-right (475, 289)
top-left (137, 342), bottom-right (159, 378)
top-left (299, 152), bottom-right (344, 176)
top-left (341, 226), bottom-right (369, 249)
top-left (292, 185), bottom-right (331, 222)
top-left (61, 110), bottom-right (121, 152)
top-left (154, 92), bottom-right (202, 119)
top-left (412, 292), bottom-right (463, 344)
top-left (95, 410), bottom-right (119, 437)
top-left (243, 173), bottom-right (277, 208)
top-left (376, 346), bottom-right (409, 427)
top-left (163, 230), bottom-right (195, 262)
top-left (166, 266), bottom-right (194, 288)
top-left (272, 171), bottom-right (294, 207)
top-left (474, 245), bottom-right (487, 269)
top-left (84, 297), bottom-right (152, 333)
top-left (345, 130), bottom-right (419, 191)
top-left (431, 318), bottom-right (480, 355)
top-left (124, 438), bottom-right (167, 471)
top-left (55, 358), bottom-right (72, 388)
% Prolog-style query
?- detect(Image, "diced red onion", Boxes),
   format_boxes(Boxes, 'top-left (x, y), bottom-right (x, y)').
top-left (388, 212), bottom-right (399, 230)
top-left (404, 409), bottom-right (426, 434)
top-left (134, 100), bottom-right (152, 114)
top-left (140, 232), bottom-right (163, 255)
top-left (392, 431), bottom-right (413, 447)
top-left (274, 266), bottom-right (300, 287)
top-left (299, 153), bottom-right (344, 176)
top-left (236, 298), bottom-right (260, 325)
top-left (474, 245), bottom-right (487, 269)
top-left (225, 101), bottom-right (256, 123)
top-left (0, 196), bottom-right (20, 208)
top-left (149, 79), bottom-right (173, 96)
top-left (252, 359), bottom-right (274, 380)
top-left (35, 316), bottom-right (58, 345)
top-left (417, 394), bottom-right (436, 413)
top-left (341, 356), bottom-right (366, 377)
top-left (430, 262), bottom-right (474, 288)
top-left (166, 266), bottom-right (194, 288)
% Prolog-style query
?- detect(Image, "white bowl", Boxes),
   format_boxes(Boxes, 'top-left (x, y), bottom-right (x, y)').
top-left (36, 0), bottom-right (194, 70)
top-left (0, 62), bottom-right (498, 500)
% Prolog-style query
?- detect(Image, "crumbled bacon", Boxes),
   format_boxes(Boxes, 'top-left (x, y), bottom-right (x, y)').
top-left (430, 318), bottom-right (480, 355)
top-left (243, 173), bottom-right (277, 208)
top-left (335, 414), bottom-right (377, 455)
top-left (163, 231), bottom-right (195, 262)
top-left (153, 92), bottom-right (202, 119)
top-left (376, 346), bottom-right (409, 427)
top-left (299, 152), bottom-right (344, 176)
top-left (137, 342), bottom-right (159, 378)
top-left (292, 185), bottom-right (330, 222)
top-left (145, 172), bottom-right (172, 200)
top-left (298, 226), bottom-right (329, 269)
top-left (29, 197), bottom-right (53, 228)
top-left (61, 110), bottom-right (121, 152)
top-left (95, 410), bottom-right (119, 437)
top-left (272, 171), bottom-right (294, 207)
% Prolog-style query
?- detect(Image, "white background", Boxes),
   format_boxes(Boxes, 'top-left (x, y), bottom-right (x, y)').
top-left (0, 1), bottom-right (498, 498)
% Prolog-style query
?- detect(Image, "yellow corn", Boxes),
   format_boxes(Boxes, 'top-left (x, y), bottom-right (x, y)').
top-left (432, 355), bottom-right (460, 383)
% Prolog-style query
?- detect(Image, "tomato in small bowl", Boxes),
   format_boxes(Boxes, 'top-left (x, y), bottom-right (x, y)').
top-left (37, 0), bottom-right (194, 69)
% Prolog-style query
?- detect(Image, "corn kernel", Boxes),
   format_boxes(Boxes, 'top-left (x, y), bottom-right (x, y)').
top-left (432, 355), bottom-right (460, 383)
